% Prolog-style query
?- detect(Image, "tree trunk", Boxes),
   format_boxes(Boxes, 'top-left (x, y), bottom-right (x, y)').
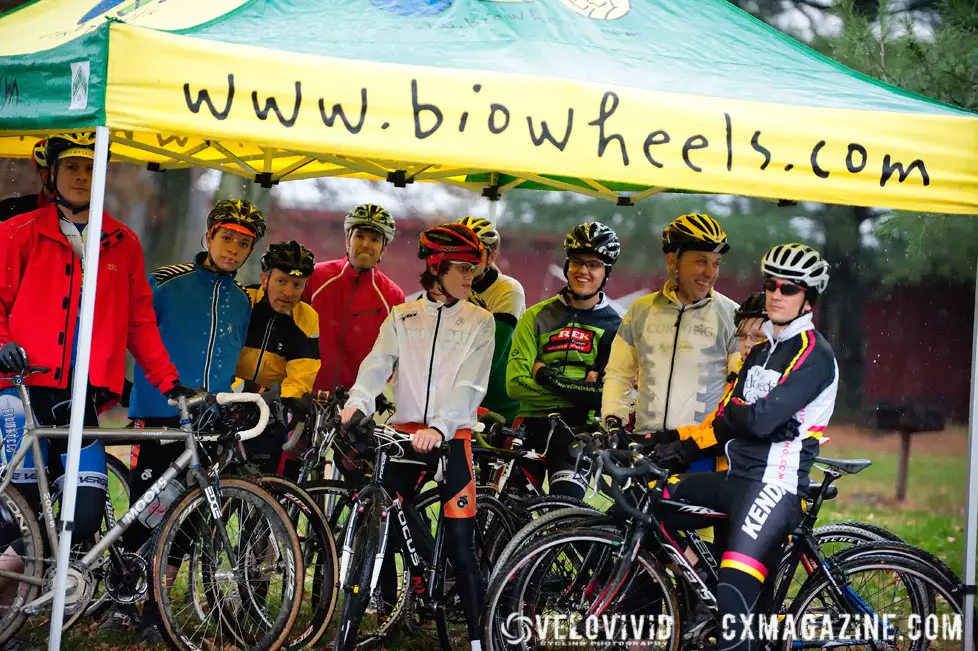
top-left (819, 206), bottom-right (870, 418)
top-left (144, 169), bottom-right (193, 270)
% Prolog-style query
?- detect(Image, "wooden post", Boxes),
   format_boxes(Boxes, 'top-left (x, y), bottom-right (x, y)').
top-left (896, 431), bottom-right (912, 501)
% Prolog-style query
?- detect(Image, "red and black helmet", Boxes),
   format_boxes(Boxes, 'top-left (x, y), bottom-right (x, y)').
top-left (418, 223), bottom-right (485, 266)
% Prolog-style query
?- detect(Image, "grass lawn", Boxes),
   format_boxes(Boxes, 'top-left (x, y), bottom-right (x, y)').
top-left (813, 424), bottom-right (967, 576)
top-left (24, 424), bottom-right (972, 650)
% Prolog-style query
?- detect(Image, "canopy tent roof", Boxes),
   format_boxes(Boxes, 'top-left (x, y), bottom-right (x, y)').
top-left (0, 0), bottom-right (976, 212)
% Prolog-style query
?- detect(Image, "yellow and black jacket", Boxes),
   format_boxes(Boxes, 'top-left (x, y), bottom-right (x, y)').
top-left (235, 286), bottom-right (320, 399)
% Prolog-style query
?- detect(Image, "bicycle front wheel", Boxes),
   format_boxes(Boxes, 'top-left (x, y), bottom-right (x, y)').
top-left (485, 528), bottom-right (680, 651)
top-left (787, 548), bottom-right (966, 651)
top-left (152, 477), bottom-right (303, 651)
top-left (252, 475), bottom-right (339, 650)
top-left (0, 484), bottom-right (43, 646)
top-left (333, 493), bottom-right (384, 651)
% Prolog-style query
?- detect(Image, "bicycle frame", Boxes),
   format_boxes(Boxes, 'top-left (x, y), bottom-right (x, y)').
top-left (336, 425), bottom-right (450, 609)
top-left (577, 455), bottom-right (880, 646)
top-left (0, 375), bottom-right (268, 614)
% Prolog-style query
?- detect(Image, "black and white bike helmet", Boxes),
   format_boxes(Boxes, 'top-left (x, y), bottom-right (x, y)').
top-left (761, 243), bottom-right (830, 301)
top-left (563, 222), bottom-right (621, 266)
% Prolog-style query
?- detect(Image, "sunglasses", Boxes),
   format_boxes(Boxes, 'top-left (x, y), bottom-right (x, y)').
top-left (448, 261), bottom-right (481, 274)
top-left (568, 258), bottom-right (606, 272)
top-left (763, 278), bottom-right (804, 296)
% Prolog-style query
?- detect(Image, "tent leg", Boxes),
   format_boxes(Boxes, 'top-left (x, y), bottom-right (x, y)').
top-left (488, 196), bottom-right (498, 222)
top-left (47, 126), bottom-right (111, 651)
top-left (965, 249), bottom-right (978, 651)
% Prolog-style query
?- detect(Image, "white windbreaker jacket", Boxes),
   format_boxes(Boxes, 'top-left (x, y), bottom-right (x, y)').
top-left (345, 293), bottom-right (495, 440)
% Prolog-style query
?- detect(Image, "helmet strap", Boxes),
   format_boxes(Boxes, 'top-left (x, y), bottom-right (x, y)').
top-left (771, 301), bottom-right (811, 327)
top-left (428, 278), bottom-right (459, 306)
top-left (49, 165), bottom-right (90, 215)
top-left (562, 260), bottom-right (609, 302)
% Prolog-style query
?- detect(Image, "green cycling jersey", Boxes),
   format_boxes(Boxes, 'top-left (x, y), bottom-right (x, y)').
top-left (506, 290), bottom-right (622, 418)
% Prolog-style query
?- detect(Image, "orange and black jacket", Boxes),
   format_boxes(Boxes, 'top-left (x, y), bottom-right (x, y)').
top-left (673, 361), bottom-right (740, 472)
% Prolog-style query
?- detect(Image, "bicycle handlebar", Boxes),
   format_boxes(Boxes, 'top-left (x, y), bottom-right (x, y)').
top-left (167, 392), bottom-right (269, 442)
top-left (470, 445), bottom-right (545, 462)
top-left (215, 392), bottom-right (269, 442)
top-left (0, 366), bottom-right (52, 380)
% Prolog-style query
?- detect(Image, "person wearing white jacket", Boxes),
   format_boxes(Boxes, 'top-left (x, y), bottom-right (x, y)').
top-left (340, 222), bottom-right (494, 651)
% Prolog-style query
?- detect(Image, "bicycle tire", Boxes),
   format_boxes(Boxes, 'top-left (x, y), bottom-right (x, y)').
top-left (490, 506), bottom-right (611, 583)
top-left (333, 493), bottom-right (384, 651)
top-left (152, 477), bottom-right (303, 651)
top-left (485, 527), bottom-right (680, 651)
top-left (0, 485), bottom-right (44, 646)
top-left (830, 539), bottom-right (961, 588)
top-left (301, 479), bottom-right (353, 535)
top-left (787, 549), bottom-right (966, 651)
top-left (252, 475), bottom-right (339, 651)
top-left (821, 520), bottom-right (904, 542)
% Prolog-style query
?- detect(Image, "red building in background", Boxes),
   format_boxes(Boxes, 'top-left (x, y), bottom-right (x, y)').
top-left (270, 207), bottom-right (974, 422)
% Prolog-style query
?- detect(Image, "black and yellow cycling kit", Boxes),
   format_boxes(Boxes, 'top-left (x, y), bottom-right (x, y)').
top-left (236, 285), bottom-right (320, 399)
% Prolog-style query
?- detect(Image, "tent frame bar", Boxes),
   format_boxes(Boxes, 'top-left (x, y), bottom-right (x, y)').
top-left (964, 249), bottom-right (978, 651)
top-left (47, 125), bottom-right (111, 651)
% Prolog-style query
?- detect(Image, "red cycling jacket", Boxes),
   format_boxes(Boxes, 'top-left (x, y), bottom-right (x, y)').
top-left (302, 258), bottom-right (405, 392)
top-left (0, 204), bottom-right (179, 399)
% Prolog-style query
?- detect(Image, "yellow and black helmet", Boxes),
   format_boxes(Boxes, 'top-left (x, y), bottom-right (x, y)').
top-left (207, 199), bottom-right (267, 240)
top-left (45, 132), bottom-right (98, 168)
top-left (456, 216), bottom-right (500, 249)
top-left (261, 240), bottom-right (315, 278)
top-left (32, 139), bottom-right (48, 170)
top-left (344, 203), bottom-right (396, 243)
top-left (45, 133), bottom-right (106, 213)
top-left (661, 213), bottom-right (729, 255)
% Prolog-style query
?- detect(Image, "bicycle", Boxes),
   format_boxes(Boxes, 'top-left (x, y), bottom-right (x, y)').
top-left (0, 367), bottom-right (303, 651)
top-left (331, 418), bottom-right (489, 651)
top-left (484, 437), bottom-right (961, 650)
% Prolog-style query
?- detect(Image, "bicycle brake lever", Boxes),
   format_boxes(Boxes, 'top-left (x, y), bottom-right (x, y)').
top-left (586, 456), bottom-right (604, 500)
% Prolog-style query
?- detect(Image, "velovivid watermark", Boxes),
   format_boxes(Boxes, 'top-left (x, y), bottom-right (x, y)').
top-left (501, 613), bottom-right (673, 646)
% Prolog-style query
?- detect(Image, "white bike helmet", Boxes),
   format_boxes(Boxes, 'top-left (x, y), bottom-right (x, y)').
top-left (761, 243), bottom-right (830, 298)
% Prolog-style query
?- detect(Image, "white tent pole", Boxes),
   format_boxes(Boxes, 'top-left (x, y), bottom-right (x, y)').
top-left (48, 125), bottom-right (111, 651)
top-left (488, 197), bottom-right (497, 222)
top-left (964, 249), bottom-right (978, 651)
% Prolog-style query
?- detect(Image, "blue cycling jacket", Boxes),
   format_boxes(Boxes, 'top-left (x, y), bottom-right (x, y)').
top-left (129, 252), bottom-right (251, 419)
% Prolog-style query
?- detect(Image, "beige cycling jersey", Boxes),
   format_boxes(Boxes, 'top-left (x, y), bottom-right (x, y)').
top-left (602, 281), bottom-right (738, 432)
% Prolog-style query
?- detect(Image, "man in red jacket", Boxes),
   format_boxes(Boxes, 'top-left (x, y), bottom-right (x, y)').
top-left (303, 203), bottom-right (405, 392)
top-left (0, 132), bottom-right (192, 541)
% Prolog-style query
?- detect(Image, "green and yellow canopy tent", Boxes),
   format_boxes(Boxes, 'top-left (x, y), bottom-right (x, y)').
top-left (1, 0), bottom-right (977, 211)
top-left (1, 1), bottom-right (977, 647)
